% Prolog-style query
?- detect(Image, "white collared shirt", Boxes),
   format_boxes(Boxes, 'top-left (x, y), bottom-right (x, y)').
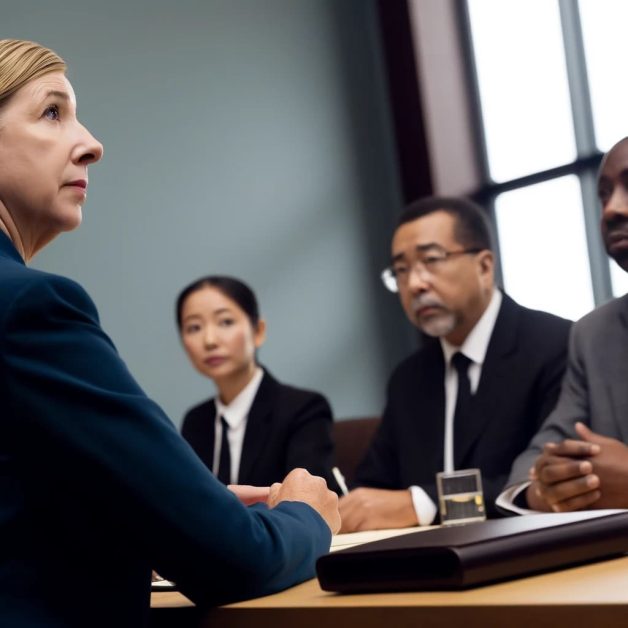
top-left (410, 289), bottom-right (502, 525)
top-left (213, 367), bottom-right (264, 484)
top-left (495, 481), bottom-right (536, 515)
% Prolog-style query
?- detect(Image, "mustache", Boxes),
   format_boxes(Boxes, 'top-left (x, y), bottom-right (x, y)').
top-left (411, 294), bottom-right (444, 311)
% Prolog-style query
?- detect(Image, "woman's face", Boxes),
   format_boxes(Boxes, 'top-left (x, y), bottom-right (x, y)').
top-left (180, 286), bottom-right (266, 385)
top-left (0, 71), bottom-right (103, 253)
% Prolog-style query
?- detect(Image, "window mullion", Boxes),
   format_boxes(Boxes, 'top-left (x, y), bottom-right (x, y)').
top-left (560, 0), bottom-right (611, 305)
top-left (580, 170), bottom-right (613, 303)
top-left (558, 0), bottom-right (596, 156)
top-left (455, 0), bottom-right (491, 186)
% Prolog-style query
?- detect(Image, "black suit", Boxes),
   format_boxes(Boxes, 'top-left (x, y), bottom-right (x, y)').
top-left (355, 294), bottom-right (571, 517)
top-left (181, 370), bottom-right (338, 490)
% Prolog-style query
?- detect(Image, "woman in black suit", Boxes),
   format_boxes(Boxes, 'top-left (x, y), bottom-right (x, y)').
top-left (177, 275), bottom-right (338, 490)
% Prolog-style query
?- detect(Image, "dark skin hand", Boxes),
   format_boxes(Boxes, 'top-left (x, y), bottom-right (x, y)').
top-left (573, 422), bottom-right (628, 509)
top-left (527, 422), bottom-right (628, 512)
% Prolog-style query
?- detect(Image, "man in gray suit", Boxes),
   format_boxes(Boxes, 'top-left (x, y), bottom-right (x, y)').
top-left (501, 136), bottom-right (628, 513)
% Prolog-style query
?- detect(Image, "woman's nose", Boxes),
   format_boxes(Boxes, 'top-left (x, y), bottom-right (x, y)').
top-left (73, 123), bottom-right (104, 166)
top-left (203, 328), bottom-right (218, 348)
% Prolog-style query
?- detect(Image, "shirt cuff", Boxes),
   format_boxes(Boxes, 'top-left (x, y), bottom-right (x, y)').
top-left (495, 481), bottom-right (539, 515)
top-left (409, 485), bottom-right (437, 526)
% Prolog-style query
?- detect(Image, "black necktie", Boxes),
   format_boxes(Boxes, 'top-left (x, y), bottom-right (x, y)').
top-left (452, 352), bottom-right (472, 467)
top-left (217, 416), bottom-right (231, 484)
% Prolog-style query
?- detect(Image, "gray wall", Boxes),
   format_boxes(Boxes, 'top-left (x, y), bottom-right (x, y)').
top-left (5, 0), bottom-right (412, 426)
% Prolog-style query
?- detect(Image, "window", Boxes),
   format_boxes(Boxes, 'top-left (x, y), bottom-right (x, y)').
top-left (463, 0), bottom-right (628, 319)
top-left (468, 0), bottom-right (575, 183)
top-left (579, 0), bottom-right (628, 152)
top-left (494, 176), bottom-right (593, 320)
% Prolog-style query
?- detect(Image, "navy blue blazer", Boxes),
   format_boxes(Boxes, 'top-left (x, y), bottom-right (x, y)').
top-left (355, 294), bottom-right (571, 518)
top-left (0, 232), bottom-right (330, 627)
top-left (182, 370), bottom-right (338, 490)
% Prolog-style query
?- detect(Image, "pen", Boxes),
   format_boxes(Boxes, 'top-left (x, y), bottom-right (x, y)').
top-left (332, 466), bottom-right (349, 496)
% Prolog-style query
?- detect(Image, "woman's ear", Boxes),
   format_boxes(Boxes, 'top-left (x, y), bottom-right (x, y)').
top-left (254, 318), bottom-right (267, 349)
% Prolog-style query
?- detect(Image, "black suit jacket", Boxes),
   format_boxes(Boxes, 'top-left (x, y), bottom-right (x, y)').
top-left (355, 294), bottom-right (571, 517)
top-left (0, 233), bottom-right (330, 627)
top-left (181, 371), bottom-right (338, 490)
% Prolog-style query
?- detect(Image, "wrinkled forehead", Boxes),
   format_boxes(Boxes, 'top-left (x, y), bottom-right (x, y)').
top-left (34, 72), bottom-right (75, 99)
top-left (12, 71), bottom-right (76, 111)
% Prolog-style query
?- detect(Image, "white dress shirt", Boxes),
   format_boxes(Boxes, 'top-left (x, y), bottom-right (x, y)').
top-left (213, 367), bottom-right (264, 484)
top-left (410, 289), bottom-right (502, 525)
top-left (495, 481), bottom-right (536, 515)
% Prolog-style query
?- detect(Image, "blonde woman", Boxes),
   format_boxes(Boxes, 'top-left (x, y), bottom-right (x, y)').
top-left (0, 39), bottom-right (338, 627)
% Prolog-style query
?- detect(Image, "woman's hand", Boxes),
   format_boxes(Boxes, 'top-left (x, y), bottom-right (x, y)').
top-left (266, 468), bottom-right (341, 534)
top-left (227, 484), bottom-right (271, 505)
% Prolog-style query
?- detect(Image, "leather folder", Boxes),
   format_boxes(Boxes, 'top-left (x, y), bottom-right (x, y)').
top-left (317, 510), bottom-right (628, 592)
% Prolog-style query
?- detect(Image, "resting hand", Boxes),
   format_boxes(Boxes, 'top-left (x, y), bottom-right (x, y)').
top-left (227, 484), bottom-right (271, 506)
top-left (338, 488), bottom-right (418, 533)
top-left (573, 422), bottom-right (628, 509)
top-left (526, 431), bottom-right (600, 512)
top-left (267, 468), bottom-right (341, 534)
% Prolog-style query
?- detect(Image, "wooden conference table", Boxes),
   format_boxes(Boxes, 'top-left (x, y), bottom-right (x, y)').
top-left (151, 527), bottom-right (628, 628)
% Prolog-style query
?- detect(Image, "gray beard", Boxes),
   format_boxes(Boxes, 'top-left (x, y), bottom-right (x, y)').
top-left (418, 311), bottom-right (456, 338)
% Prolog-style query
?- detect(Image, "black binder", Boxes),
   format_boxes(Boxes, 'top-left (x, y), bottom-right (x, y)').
top-left (317, 510), bottom-right (628, 593)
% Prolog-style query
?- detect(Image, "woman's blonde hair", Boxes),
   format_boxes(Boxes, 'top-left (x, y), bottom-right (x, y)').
top-left (0, 39), bottom-right (66, 110)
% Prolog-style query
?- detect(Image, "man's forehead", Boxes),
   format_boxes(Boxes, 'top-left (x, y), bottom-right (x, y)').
top-left (601, 139), bottom-right (628, 178)
top-left (392, 212), bottom-right (457, 255)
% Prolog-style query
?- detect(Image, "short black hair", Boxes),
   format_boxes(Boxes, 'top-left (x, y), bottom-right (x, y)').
top-left (397, 196), bottom-right (494, 251)
top-left (176, 275), bottom-right (260, 330)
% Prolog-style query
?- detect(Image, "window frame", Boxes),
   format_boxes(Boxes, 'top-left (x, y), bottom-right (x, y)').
top-left (456, 0), bottom-right (612, 304)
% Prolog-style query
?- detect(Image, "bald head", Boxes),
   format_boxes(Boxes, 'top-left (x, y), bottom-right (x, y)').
top-left (597, 137), bottom-right (628, 272)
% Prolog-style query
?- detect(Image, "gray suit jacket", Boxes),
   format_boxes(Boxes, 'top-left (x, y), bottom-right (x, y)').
top-left (506, 293), bottom-right (628, 487)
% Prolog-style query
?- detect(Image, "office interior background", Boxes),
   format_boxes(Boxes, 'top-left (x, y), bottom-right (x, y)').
top-left (5, 0), bottom-right (627, 426)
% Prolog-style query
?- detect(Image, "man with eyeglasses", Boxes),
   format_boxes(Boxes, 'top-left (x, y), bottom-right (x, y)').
top-left (499, 136), bottom-right (628, 515)
top-left (338, 196), bottom-right (571, 532)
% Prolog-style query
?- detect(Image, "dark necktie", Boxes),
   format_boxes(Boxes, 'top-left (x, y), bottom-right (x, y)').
top-left (452, 352), bottom-right (472, 467)
top-left (216, 416), bottom-right (231, 484)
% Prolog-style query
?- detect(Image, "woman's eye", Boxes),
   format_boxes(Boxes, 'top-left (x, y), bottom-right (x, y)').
top-left (43, 104), bottom-right (60, 121)
top-left (219, 318), bottom-right (235, 327)
top-left (184, 324), bottom-right (201, 334)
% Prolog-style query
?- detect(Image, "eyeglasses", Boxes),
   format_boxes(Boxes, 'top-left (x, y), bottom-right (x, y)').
top-left (381, 247), bottom-right (483, 293)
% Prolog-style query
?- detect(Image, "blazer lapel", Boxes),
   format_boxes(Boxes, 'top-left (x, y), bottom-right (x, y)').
top-left (237, 371), bottom-right (275, 483)
top-left (187, 399), bottom-right (217, 471)
top-left (608, 296), bottom-right (628, 442)
top-left (454, 294), bottom-right (517, 468)
top-left (414, 341), bottom-right (447, 474)
top-left (205, 400), bottom-right (217, 467)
